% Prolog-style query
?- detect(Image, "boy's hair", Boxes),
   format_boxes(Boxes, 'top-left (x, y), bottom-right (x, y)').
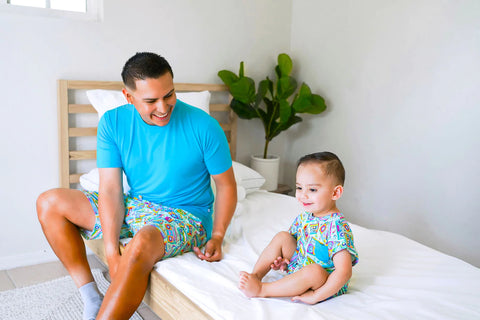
top-left (121, 52), bottom-right (174, 90)
top-left (297, 152), bottom-right (345, 186)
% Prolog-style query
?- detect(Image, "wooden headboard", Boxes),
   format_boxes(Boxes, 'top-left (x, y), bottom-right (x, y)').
top-left (58, 80), bottom-right (236, 189)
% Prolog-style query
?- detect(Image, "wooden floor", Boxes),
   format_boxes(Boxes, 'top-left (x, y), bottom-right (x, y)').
top-left (0, 255), bottom-right (161, 320)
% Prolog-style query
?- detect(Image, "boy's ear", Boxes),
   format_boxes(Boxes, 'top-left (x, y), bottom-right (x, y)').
top-left (332, 185), bottom-right (344, 200)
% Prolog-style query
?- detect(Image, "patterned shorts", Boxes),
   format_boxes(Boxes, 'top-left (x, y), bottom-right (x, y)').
top-left (80, 190), bottom-right (207, 259)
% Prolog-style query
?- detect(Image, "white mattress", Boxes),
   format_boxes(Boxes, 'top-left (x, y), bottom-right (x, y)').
top-left (154, 191), bottom-right (480, 319)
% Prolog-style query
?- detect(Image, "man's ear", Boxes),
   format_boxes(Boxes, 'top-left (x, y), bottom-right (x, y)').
top-left (122, 88), bottom-right (133, 104)
top-left (332, 185), bottom-right (344, 200)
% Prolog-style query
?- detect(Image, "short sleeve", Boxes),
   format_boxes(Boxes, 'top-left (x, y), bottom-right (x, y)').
top-left (326, 218), bottom-right (359, 266)
top-left (203, 116), bottom-right (232, 175)
top-left (96, 112), bottom-right (122, 168)
top-left (288, 214), bottom-right (302, 240)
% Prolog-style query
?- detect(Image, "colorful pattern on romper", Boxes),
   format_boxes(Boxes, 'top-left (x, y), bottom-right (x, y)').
top-left (287, 212), bottom-right (359, 297)
top-left (80, 190), bottom-right (207, 259)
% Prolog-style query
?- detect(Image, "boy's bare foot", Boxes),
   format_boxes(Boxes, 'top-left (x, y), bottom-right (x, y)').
top-left (238, 271), bottom-right (263, 298)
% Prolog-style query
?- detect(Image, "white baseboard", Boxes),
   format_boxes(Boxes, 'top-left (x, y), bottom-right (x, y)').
top-left (0, 247), bottom-right (94, 270)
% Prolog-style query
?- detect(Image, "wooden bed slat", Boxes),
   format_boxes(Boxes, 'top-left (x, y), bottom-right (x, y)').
top-left (69, 127), bottom-right (97, 137)
top-left (69, 173), bottom-right (83, 184)
top-left (69, 104), bottom-right (97, 113)
top-left (69, 150), bottom-right (96, 160)
top-left (209, 103), bottom-right (229, 112)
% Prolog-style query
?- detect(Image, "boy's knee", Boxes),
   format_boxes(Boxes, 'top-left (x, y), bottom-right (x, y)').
top-left (275, 231), bottom-right (293, 240)
top-left (305, 263), bottom-right (328, 280)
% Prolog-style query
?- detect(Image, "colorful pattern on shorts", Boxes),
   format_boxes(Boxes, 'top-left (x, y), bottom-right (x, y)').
top-left (287, 212), bottom-right (358, 297)
top-left (80, 190), bottom-right (207, 259)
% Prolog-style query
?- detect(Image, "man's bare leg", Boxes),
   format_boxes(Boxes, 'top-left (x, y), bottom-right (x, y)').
top-left (37, 188), bottom-right (101, 319)
top-left (96, 225), bottom-right (165, 320)
top-left (36, 188), bottom-right (97, 287)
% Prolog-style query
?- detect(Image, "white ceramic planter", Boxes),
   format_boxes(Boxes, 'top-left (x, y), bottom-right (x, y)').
top-left (250, 155), bottom-right (280, 191)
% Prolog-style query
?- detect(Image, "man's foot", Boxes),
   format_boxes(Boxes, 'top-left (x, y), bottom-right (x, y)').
top-left (79, 281), bottom-right (103, 320)
top-left (238, 271), bottom-right (263, 298)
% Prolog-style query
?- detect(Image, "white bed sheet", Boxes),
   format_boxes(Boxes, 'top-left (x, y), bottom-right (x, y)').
top-left (154, 191), bottom-right (480, 320)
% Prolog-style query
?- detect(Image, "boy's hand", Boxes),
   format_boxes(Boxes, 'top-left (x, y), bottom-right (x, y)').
top-left (270, 256), bottom-right (289, 272)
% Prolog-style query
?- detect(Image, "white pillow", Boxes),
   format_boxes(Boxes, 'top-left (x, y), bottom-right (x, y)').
top-left (86, 89), bottom-right (211, 119)
top-left (232, 161), bottom-right (265, 192)
top-left (79, 168), bottom-right (131, 193)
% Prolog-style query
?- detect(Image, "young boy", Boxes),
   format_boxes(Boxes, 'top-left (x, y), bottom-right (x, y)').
top-left (239, 152), bottom-right (358, 304)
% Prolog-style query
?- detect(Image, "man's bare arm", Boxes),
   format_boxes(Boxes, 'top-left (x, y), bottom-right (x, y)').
top-left (98, 167), bottom-right (125, 278)
top-left (194, 166), bottom-right (237, 261)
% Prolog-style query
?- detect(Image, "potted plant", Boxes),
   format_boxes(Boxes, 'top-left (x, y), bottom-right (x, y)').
top-left (218, 53), bottom-right (327, 190)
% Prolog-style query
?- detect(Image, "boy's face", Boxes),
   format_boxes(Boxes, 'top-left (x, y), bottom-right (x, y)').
top-left (295, 163), bottom-right (342, 217)
top-left (123, 72), bottom-right (177, 127)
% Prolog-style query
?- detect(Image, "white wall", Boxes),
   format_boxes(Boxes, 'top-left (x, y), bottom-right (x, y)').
top-left (0, 0), bottom-right (292, 269)
top-left (288, 0), bottom-right (480, 266)
top-left (2, 0), bottom-right (479, 270)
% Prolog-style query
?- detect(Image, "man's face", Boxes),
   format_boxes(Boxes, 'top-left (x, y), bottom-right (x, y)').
top-left (123, 73), bottom-right (176, 127)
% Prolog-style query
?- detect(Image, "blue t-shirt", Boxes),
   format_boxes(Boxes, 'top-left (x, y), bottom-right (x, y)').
top-left (96, 100), bottom-right (232, 238)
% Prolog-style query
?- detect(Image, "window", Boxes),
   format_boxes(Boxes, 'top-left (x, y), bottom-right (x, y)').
top-left (0, 0), bottom-right (102, 20)
top-left (8, 0), bottom-right (86, 12)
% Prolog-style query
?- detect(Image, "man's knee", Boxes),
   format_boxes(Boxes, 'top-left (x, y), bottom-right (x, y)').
top-left (126, 227), bottom-right (165, 267)
top-left (36, 188), bottom-right (62, 222)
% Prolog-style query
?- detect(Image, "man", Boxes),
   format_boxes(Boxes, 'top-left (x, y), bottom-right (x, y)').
top-left (37, 52), bottom-right (237, 320)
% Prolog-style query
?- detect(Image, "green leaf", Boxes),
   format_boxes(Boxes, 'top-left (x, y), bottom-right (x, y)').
top-left (277, 53), bottom-right (293, 77)
top-left (292, 93), bottom-right (327, 114)
top-left (269, 116), bottom-right (302, 140)
top-left (239, 61), bottom-right (244, 78)
top-left (298, 83), bottom-right (312, 97)
top-left (292, 94), bottom-right (311, 113)
top-left (255, 79), bottom-right (269, 108)
top-left (218, 70), bottom-right (238, 87)
top-left (230, 99), bottom-right (258, 119)
top-left (279, 99), bottom-right (291, 124)
top-left (310, 94), bottom-right (327, 114)
top-left (266, 120), bottom-right (280, 141)
top-left (263, 97), bottom-right (275, 118)
top-left (277, 76), bottom-right (297, 99)
top-left (275, 65), bottom-right (281, 79)
top-left (257, 108), bottom-right (270, 129)
top-left (230, 77), bottom-right (256, 104)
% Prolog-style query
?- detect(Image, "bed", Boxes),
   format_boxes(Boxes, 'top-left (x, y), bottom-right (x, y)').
top-left (58, 80), bottom-right (480, 320)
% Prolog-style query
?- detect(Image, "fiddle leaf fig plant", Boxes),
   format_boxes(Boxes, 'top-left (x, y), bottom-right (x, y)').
top-left (218, 53), bottom-right (327, 158)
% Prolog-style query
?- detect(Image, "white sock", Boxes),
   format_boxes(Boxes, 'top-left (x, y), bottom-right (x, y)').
top-left (79, 281), bottom-right (103, 320)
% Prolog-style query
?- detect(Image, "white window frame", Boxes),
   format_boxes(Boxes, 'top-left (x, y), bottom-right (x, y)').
top-left (0, 0), bottom-right (102, 21)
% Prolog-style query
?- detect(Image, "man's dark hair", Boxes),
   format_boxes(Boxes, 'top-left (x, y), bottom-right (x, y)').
top-left (121, 52), bottom-right (174, 90)
top-left (297, 151), bottom-right (345, 186)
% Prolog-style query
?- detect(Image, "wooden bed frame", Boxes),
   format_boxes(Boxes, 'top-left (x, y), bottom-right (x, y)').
top-left (57, 80), bottom-right (237, 320)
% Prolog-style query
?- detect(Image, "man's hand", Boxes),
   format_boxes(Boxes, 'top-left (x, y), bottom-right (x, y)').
top-left (193, 236), bottom-right (223, 262)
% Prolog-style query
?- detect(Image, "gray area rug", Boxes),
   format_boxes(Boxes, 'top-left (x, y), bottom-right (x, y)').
top-left (0, 268), bottom-right (142, 320)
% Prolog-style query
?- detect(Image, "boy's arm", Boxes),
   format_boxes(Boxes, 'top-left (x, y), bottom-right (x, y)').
top-left (194, 166), bottom-right (237, 262)
top-left (292, 250), bottom-right (352, 304)
top-left (98, 167), bottom-right (125, 279)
